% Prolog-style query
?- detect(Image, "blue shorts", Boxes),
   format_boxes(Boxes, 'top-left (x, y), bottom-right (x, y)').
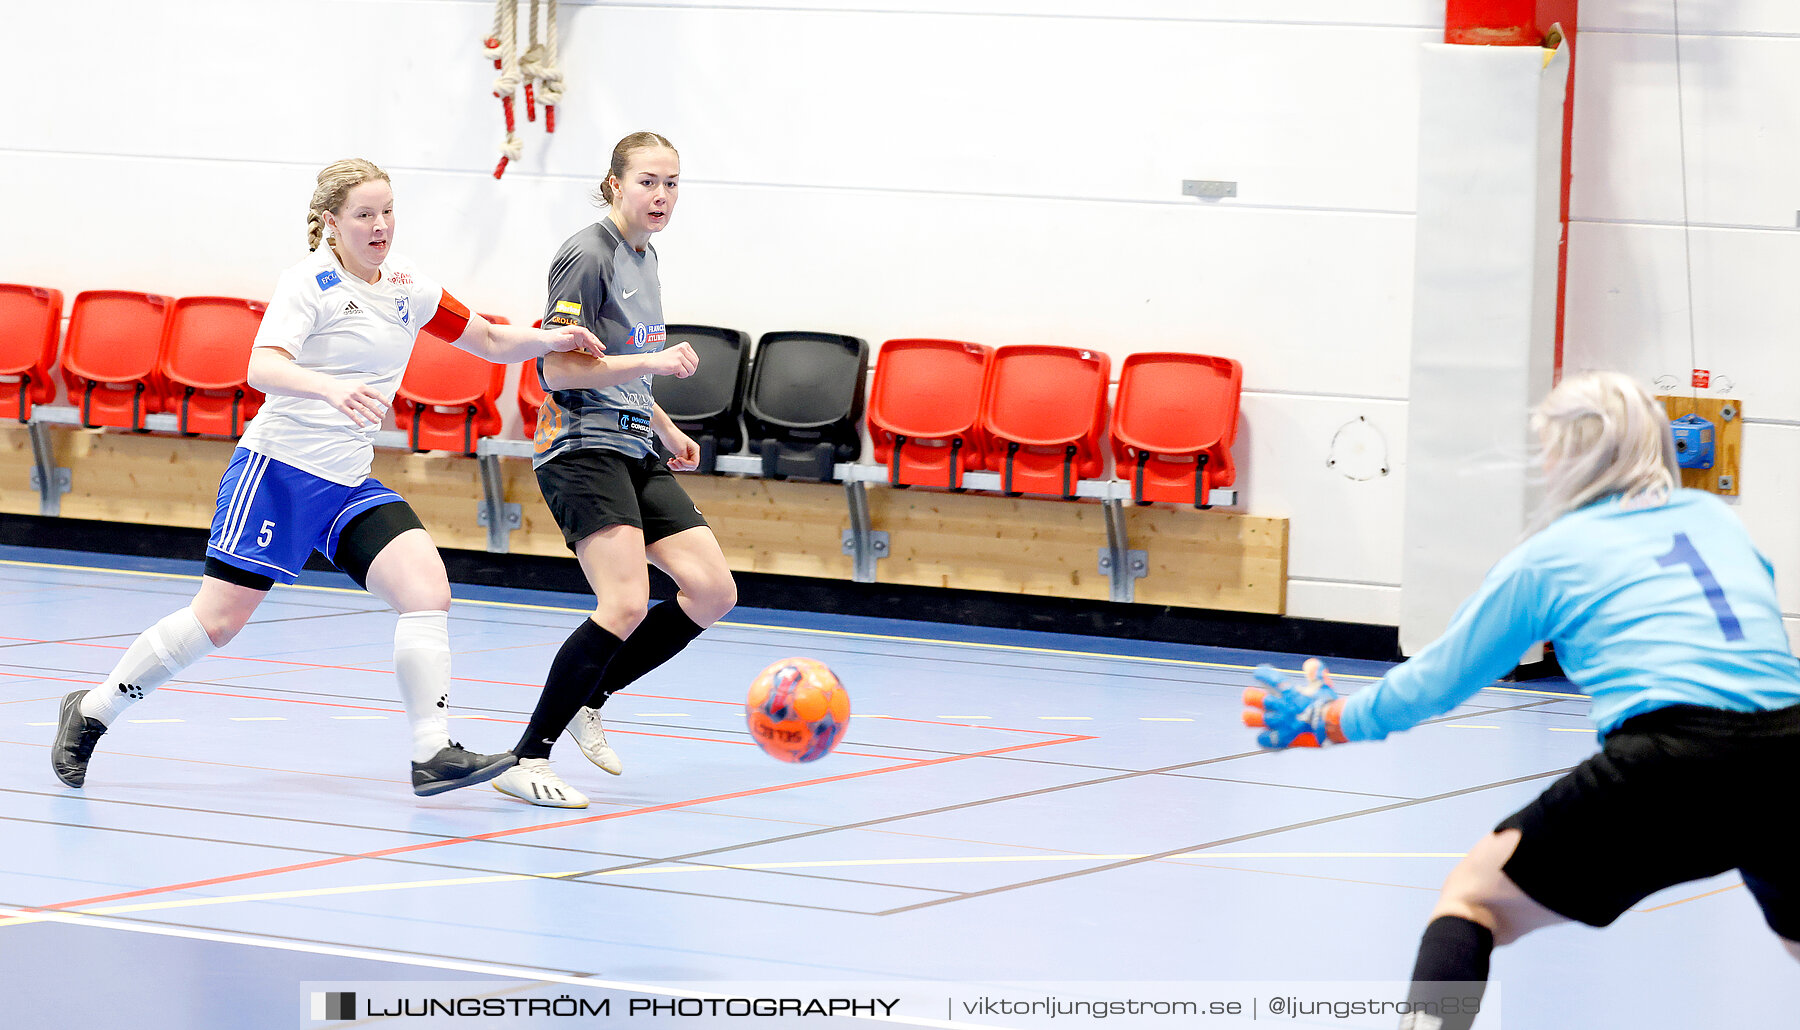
top-left (205, 448), bottom-right (403, 584)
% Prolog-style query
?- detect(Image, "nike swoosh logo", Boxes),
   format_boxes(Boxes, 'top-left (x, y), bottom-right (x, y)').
top-left (622, 289), bottom-right (639, 299)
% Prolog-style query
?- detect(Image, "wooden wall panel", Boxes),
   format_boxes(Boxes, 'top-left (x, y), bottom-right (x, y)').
top-left (9, 435), bottom-right (1287, 616)
top-left (0, 427), bottom-right (42, 517)
top-left (53, 429), bottom-right (231, 528)
top-left (678, 476), bottom-right (856, 581)
top-left (1126, 505), bottom-right (1288, 614)
top-left (868, 489), bottom-right (1113, 600)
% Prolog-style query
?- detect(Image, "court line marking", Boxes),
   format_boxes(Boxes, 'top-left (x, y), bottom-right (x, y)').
top-left (0, 851), bottom-right (1476, 927)
top-left (874, 763), bottom-right (1575, 916)
top-left (0, 737), bottom-right (398, 785)
top-left (6, 847), bottom-right (1723, 927)
top-left (7, 732), bottom-right (1092, 920)
top-left (1636, 881), bottom-right (1745, 912)
top-left (155, 687), bottom-right (932, 762)
top-left (3, 699), bottom-right (1577, 916)
top-left (0, 556), bottom-right (1590, 699)
top-left (0, 911), bottom-right (985, 1030)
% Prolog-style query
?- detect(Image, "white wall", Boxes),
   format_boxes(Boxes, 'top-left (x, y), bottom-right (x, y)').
top-left (0, 0), bottom-right (1438, 623)
top-left (8, 2), bottom-right (1793, 633)
top-left (1567, 2), bottom-right (1800, 642)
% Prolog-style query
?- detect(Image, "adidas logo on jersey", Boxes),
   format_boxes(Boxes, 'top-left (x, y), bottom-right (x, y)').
top-left (342, 300), bottom-right (362, 314)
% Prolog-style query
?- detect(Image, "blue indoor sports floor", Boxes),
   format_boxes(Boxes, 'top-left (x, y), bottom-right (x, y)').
top-left (1, 545), bottom-right (1794, 1028)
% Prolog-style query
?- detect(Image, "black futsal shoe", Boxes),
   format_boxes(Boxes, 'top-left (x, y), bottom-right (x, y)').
top-left (52, 690), bottom-right (108, 788)
top-left (412, 743), bottom-right (517, 796)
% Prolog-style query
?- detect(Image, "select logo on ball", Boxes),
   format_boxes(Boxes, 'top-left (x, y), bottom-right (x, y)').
top-left (746, 657), bottom-right (850, 763)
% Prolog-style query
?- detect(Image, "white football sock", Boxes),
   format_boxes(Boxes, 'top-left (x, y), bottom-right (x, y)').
top-left (81, 607), bottom-right (214, 725)
top-left (394, 610), bottom-right (453, 762)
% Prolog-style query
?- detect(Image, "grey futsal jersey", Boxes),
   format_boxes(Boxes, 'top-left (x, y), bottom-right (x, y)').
top-left (533, 219), bottom-right (667, 465)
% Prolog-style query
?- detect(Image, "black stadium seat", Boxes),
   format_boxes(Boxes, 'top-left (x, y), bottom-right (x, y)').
top-left (743, 330), bottom-right (869, 482)
top-left (651, 325), bottom-right (752, 474)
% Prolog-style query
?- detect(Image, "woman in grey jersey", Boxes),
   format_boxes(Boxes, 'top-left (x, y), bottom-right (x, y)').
top-left (493, 132), bottom-right (737, 808)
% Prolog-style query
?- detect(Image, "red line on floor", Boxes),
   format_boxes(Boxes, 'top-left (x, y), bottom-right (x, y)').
top-left (155, 691), bottom-right (1015, 758)
top-left (1, 676), bottom-right (93, 688)
top-left (163, 688), bottom-right (404, 714)
top-left (11, 732), bottom-right (1091, 918)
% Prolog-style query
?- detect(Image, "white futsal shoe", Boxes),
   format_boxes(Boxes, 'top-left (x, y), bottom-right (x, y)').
top-left (565, 706), bottom-right (623, 775)
top-left (493, 758), bottom-right (589, 809)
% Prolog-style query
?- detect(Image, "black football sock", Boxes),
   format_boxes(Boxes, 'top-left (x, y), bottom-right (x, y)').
top-left (1401, 915), bottom-right (1494, 1030)
top-left (582, 601), bottom-right (705, 709)
top-left (515, 618), bottom-right (623, 760)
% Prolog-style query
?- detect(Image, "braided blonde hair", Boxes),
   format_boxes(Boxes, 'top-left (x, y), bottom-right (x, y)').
top-left (591, 132), bottom-right (677, 206)
top-left (307, 158), bottom-right (391, 251)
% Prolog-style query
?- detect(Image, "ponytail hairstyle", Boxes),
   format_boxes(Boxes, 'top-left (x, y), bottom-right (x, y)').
top-left (306, 158), bottom-right (391, 251)
top-left (1528, 371), bottom-right (1678, 533)
top-left (591, 131), bottom-right (678, 206)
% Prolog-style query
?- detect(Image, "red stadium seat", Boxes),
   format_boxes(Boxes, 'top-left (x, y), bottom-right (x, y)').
top-left (157, 296), bottom-right (268, 436)
top-left (516, 320), bottom-right (548, 433)
top-left (0, 283), bottom-right (64, 422)
top-left (867, 338), bottom-right (991, 489)
top-left (1110, 352), bottom-right (1242, 507)
top-left (978, 344), bottom-right (1111, 498)
top-left (393, 314), bottom-right (507, 455)
top-left (516, 359), bottom-right (548, 435)
top-left (60, 290), bottom-right (175, 430)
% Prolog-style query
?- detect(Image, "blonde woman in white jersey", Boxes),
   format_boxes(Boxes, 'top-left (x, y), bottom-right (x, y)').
top-left (51, 159), bottom-right (604, 797)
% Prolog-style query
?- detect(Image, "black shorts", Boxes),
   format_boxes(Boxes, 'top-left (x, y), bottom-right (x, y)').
top-left (1497, 702), bottom-right (1800, 938)
top-left (534, 448), bottom-right (709, 551)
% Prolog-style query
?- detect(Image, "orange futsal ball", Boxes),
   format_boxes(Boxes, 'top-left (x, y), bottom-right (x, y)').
top-left (745, 657), bottom-right (851, 763)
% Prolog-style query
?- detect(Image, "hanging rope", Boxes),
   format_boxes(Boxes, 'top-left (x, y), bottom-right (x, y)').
top-left (538, 0), bottom-right (563, 133)
top-left (486, 0), bottom-right (523, 179)
top-left (1671, 0), bottom-right (1700, 400)
top-left (483, 0), bottom-right (560, 178)
top-left (520, 0), bottom-right (543, 123)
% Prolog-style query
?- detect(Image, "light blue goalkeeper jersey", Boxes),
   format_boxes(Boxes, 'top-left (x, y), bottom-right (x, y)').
top-left (1341, 489), bottom-right (1800, 741)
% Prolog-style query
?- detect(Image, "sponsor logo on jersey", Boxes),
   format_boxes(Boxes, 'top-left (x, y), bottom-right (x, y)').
top-left (630, 322), bottom-right (667, 349)
top-left (617, 411), bottom-right (653, 438)
top-left (343, 301), bottom-right (362, 315)
top-left (316, 268), bottom-right (341, 290)
top-left (387, 271), bottom-right (413, 284)
top-left (554, 300), bottom-right (582, 316)
top-left (622, 288), bottom-right (640, 300)
top-left (395, 296), bottom-right (410, 326)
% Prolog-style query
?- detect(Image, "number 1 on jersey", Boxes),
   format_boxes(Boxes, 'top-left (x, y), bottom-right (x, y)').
top-left (1656, 533), bottom-right (1745, 641)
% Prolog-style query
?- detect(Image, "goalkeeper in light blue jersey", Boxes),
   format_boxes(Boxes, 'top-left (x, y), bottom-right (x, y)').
top-left (1243, 372), bottom-right (1800, 1029)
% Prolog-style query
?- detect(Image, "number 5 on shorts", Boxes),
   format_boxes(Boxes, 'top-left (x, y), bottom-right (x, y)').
top-left (257, 520), bottom-right (275, 547)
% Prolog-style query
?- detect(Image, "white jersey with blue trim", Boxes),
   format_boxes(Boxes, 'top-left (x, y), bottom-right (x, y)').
top-left (1341, 489), bottom-right (1800, 741)
top-left (240, 248), bottom-right (445, 486)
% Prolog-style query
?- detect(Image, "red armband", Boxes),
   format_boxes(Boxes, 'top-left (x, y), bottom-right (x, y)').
top-left (421, 290), bottom-right (472, 342)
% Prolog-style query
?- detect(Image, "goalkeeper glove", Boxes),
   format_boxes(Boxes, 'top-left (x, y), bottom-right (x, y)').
top-left (1241, 658), bottom-right (1348, 749)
